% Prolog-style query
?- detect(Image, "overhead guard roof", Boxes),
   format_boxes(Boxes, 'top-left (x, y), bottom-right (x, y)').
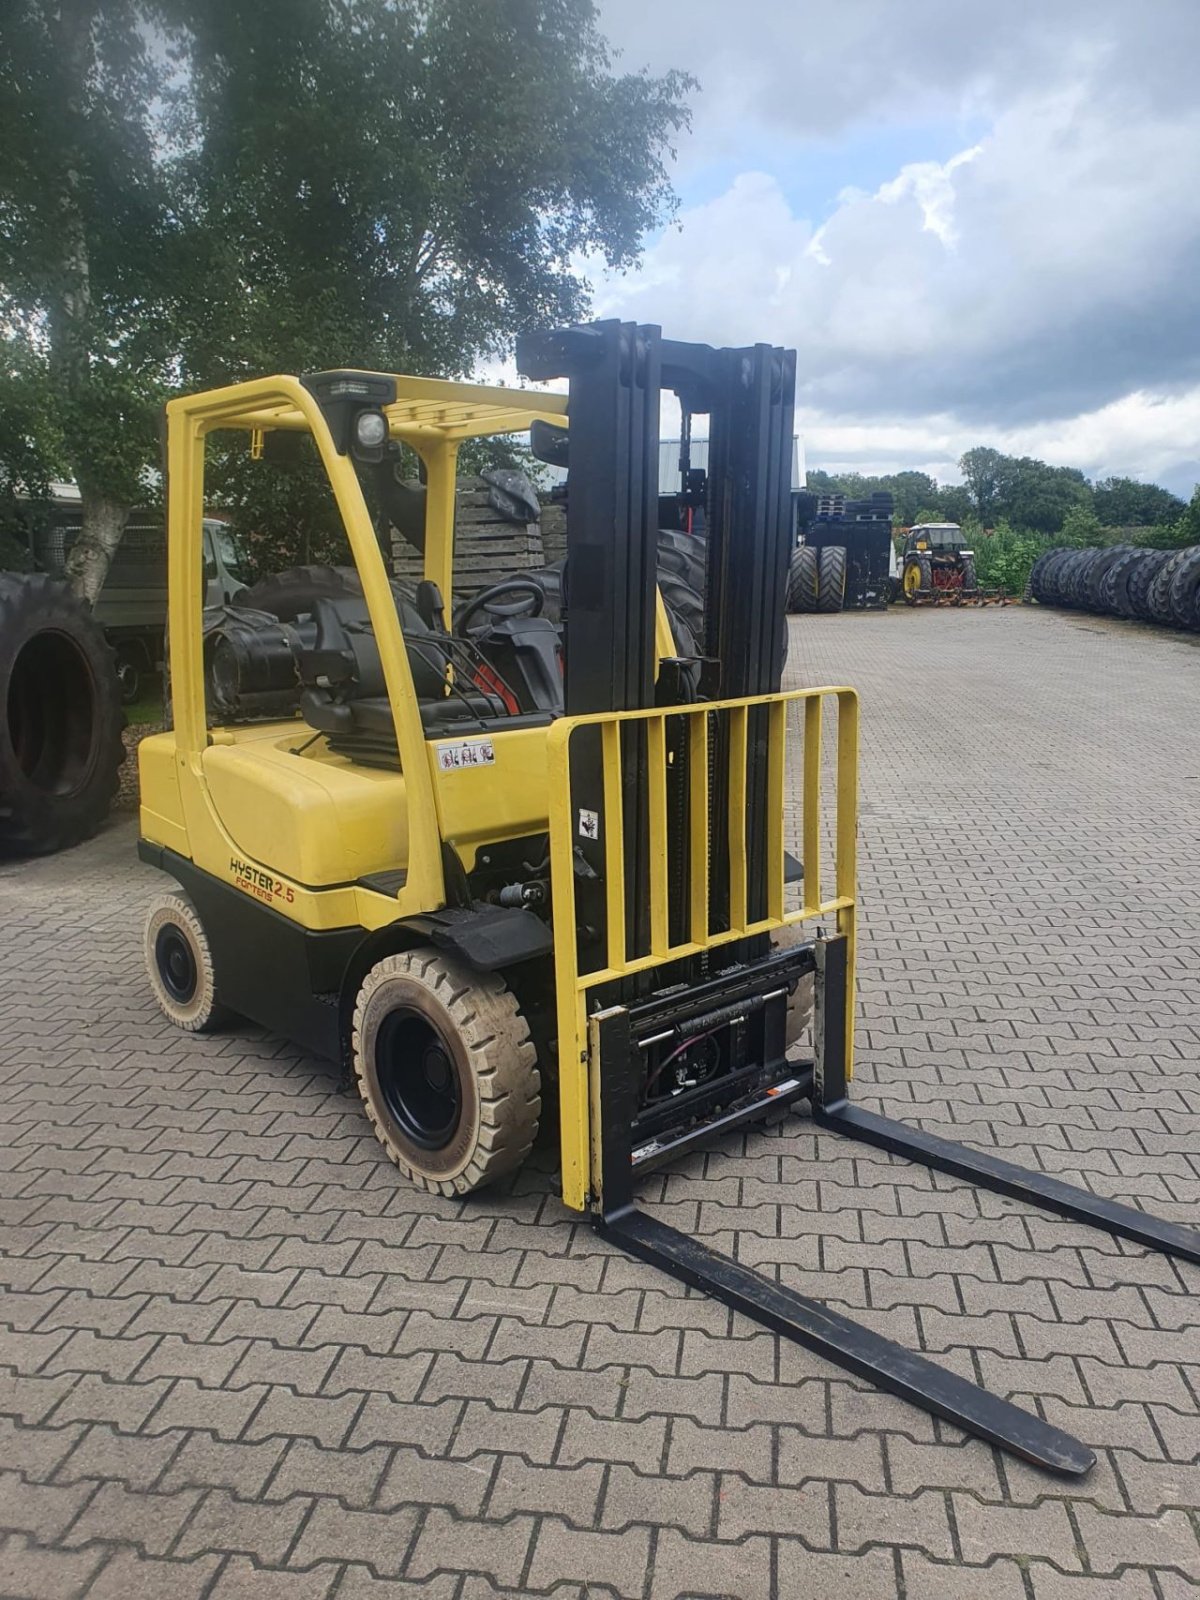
top-left (183, 370), bottom-right (569, 444)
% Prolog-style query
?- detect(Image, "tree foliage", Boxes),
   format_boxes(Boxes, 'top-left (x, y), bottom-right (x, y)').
top-left (968, 520), bottom-right (1044, 595)
top-left (0, 331), bottom-right (67, 569)
top-left (1133, 486), bottom-right (1200, 550)
top-left (175, 0), bottom-right (694, 383)
top-left (0, 0), bottom-right (693, 594)
top-left (959, 447), bottom-right (1090, 533)
top-left (1092, 475), bottom-right (1185, 528)
top-left (0, 0), bottom-right (184, 596)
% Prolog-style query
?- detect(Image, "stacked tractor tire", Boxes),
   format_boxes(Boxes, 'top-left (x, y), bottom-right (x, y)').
top-left (1029, 543), bottom-right (1200, 630)
top-left (785, 544), bottom-right (847, 614)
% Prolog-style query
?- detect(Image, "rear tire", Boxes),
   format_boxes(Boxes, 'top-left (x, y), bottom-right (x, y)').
top-left (144, 889), bottom-right (229, 1032)
top-left (115, 643), bottom-right (145, 704)
top-left (816, 546), bottom-right (847, 613)
top-left (959, 555), bottom-right (978, 593)
top-left (786, 546), bottom-right (820, 613)
top-left (352, 948), bottom-right (540, 1196)
top-left (0, 573), bottom-right (125, 857)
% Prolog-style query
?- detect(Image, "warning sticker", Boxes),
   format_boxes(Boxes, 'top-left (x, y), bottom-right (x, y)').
top-left (436, 738), bottom-right (496, 771)
top-left (578, 808), bottom-right (600, 840)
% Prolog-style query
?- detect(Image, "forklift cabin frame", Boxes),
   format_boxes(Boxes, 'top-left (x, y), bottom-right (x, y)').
top-left (164, 371), bottom-right (574, 928)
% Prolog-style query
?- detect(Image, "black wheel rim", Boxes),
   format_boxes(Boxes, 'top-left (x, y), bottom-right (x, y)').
top-left (116, 659), bottom-right (139, 701)
top-left (376, 1009), bottom-right (463, 1150)
top-left (155, 924), bottom-right (197, 1004)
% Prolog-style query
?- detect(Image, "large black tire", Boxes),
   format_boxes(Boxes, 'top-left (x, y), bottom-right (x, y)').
top-left (1044, 548), bottom-right (1077, 604)
top-left (1062, 549), bottom-right (1093, 608)
top-left (1029, 550), bottom-right (1057, 603)
top-left (1097, 560), bottom-right (1122, 615)
top-left (525, 533), bottom-right (707, 641)
top-left (816, 546), bottom-right (847, 613)
top-left (658, 572), bottom-right (706, 657)
top-left (655, 529), bottom-right (707, 595)
top-left (786, 546), bottom-right (820, 613)
top-left (1127, 550), bottom-right (1170, 620)
top-left (1166, 545), bottom-right (1200, 629)
top-left (1060, 550), bottom-right (1094, 608)
top-left (959, 554), bottom-right (978, 593)
top-left (0, 573), bottom-right (125, 857)
top-left (1081, 544), bottom-right (1133, 612)
top-left (1148, 550), bottom-right (1187, 625)
top-left (1032, 549), bottom-right (1067, 605)
top-left (1103, 548), bottom-right (1145, 618)
top-left (351, 947), bottom-right (540, 1197)
top-left (234, 564), bottom-right (365, 622)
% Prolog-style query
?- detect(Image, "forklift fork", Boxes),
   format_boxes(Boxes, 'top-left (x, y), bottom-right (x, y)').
top-left (591, 931), bottom-right (1200, 1478)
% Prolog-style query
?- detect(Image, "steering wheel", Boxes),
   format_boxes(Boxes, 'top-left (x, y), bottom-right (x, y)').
top-left (456, 577), bottom-right (546, 634)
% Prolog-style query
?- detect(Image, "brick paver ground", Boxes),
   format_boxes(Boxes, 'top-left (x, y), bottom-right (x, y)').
top-left (1, 604), bottom-right (1198, 1599)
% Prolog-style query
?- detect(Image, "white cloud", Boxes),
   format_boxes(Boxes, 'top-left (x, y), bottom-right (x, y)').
top-left (472, 4), bottom-right (1200, 492)
top-left (805, 389), bottom-right (1200, 492)
top-left (580, 3), bottom-right (1200, 491)
top-left (876, 145), bottom-right (982, 248)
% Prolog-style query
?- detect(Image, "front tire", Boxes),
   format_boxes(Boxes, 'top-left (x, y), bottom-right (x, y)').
top-left (144, 889), bottom-right (229, 1032)
top-left (770, 922), bottom-right (815, 1050)
top-left (902, 553), bottom-right (931, 604)
top-left (352, 949), bottom-right (540, 1196)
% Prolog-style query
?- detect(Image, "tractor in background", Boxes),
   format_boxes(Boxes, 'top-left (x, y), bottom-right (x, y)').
top-left (899, 522), bottom-right (984, 604)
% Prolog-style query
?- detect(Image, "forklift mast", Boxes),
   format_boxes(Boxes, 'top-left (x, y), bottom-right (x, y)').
top-left (517, 320), bottom-right (796, 711)
top-left (518, 321), bottom-right (798, 949)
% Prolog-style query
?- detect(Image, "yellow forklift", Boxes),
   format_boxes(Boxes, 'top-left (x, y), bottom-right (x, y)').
top-left (140, 321), bottom-right (1198, 1477)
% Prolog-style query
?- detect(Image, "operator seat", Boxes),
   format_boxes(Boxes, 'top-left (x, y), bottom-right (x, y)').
top-left (295, 595), bottom-right (509, 767)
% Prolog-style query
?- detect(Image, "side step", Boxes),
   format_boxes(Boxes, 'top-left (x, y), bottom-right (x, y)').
top-left (600, 1207), bottom-right (1095, 1477)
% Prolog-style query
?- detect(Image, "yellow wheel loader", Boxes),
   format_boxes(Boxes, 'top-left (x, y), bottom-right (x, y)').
top-left (140, 321), bottom-right (1198, 1478)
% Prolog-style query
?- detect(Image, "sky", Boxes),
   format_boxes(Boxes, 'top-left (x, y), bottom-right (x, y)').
top-left (571, 0), bottom-right (1200, 495)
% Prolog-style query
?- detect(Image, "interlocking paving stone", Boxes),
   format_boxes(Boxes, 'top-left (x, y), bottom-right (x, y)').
top-left (2, 606), bottom-right (1199, 1597)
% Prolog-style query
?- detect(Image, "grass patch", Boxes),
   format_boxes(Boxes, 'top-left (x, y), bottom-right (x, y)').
top-left (124, 672), bottom-right (165, 729)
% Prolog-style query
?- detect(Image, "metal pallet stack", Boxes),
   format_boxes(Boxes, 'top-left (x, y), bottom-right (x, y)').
top-left (390, 477), bottom-right (545, 598)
